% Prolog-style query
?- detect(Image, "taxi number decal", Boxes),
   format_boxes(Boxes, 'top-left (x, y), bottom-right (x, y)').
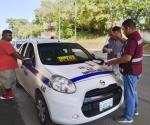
top-left (57, 55), bottom-right (77, 62)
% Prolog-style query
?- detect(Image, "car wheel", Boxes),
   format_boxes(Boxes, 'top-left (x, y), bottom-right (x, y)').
top-left (35, 92), bottom-right (50, 125)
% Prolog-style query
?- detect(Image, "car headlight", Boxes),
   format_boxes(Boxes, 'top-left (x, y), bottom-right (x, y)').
top-left (51, 75), bottom-right (76, 94)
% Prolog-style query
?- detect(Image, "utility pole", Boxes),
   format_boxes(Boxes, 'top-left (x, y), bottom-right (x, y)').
top-left (58, 0), bottom-right (61, 40)
top-left (74, 0), bottom-right (77, 39)
top-left (108, 0), bottom-right (113, 28)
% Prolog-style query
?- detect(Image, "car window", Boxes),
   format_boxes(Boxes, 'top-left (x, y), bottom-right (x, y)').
top-left (72, 49), bottom-right (88, 59)
top-left (38, 43), bottom-right (93, 65)
top-left (25, 43), bottom-right (36, 66)
top-left (19, 43), bottom-right (28, 56)
top-left (12, 41), bottom-right (24, 49)
top-left (16, 43), bottom-right (22, 49)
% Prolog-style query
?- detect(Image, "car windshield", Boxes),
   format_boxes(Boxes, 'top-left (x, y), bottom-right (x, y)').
top-left (38, 43), bottom-right (94, 65)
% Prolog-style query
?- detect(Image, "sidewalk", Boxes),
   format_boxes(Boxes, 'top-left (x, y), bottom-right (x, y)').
top-left (0, 99), bottom-right (25, 125)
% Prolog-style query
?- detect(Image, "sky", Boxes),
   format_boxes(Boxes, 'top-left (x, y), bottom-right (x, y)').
top-left (0, 0), bottom-right (41, 31)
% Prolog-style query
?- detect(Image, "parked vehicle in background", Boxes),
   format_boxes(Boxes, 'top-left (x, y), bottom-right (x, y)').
top-left (11, 40), bottom-right (25, 51)
top-left (16, 38), bottom-right (123, 125)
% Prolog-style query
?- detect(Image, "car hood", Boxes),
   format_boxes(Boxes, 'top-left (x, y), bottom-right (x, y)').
top-left (44, 60), bottom-right (112, 81)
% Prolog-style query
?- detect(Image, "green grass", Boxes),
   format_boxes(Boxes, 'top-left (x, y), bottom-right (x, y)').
top-left (69, 35), bottom-right (150, 54)
top-left (66, 31), bottom-right (107, 50)
top-left (71, 36), bottom-right (107, 50)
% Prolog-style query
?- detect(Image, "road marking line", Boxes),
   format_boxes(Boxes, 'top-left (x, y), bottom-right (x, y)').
top-left (143, 54), bottom-right (150, 57)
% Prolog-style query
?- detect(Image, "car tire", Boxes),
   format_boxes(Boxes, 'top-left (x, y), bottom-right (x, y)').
top-left (35, 92), bottom-right (51, 125)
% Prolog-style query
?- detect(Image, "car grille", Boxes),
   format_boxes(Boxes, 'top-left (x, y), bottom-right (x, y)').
top-left (81, 84), bottom-right (122, 117)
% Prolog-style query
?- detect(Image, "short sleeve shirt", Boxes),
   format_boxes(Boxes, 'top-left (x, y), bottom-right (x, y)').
top-left (104, 38), bottom-right (123, 59)
top-left (0, 40), bottom-right (17, 71)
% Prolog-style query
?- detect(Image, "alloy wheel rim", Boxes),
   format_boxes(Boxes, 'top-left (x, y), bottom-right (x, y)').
top-left (37, 99), bottom-right (46, 123)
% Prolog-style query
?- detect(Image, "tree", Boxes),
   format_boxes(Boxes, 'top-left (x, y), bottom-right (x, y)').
top-left (7, 18), bottom-right (43, 38)
top-left (6, 18), bottom-right (29, 38)
top-left (6, 0), bottom-right (150, 39)
top-left (110, 0), bottom-right (150, 29)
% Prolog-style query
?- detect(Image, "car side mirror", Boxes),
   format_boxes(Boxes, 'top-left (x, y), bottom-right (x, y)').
top-left (91, 53), bottom-right (104, 65)
top-left (96, 59), bottom-right (104, 65)
top-left (22, 58), bottom-right (33, 66)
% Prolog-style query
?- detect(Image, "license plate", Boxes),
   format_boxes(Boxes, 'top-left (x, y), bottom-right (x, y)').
top-left (99, 98), bottom-right (113, 112)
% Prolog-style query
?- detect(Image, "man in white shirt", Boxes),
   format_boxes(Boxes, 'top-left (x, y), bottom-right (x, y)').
top-left (103, 26), bottom-right (123, 80)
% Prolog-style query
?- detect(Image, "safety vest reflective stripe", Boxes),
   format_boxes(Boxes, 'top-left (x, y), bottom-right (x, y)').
top-left (138, 39), bottom-right (143, 45)
top-left (132, 57), bottom-right (143, 63)
top-left (131, 39), bottom-right (143, 63)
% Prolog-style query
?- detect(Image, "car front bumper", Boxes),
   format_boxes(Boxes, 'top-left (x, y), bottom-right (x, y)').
top-left (44, 75), bottom-right (123, 125)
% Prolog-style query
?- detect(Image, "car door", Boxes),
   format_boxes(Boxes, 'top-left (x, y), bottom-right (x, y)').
top-left (22, 43), bottom-right (37, 96)
top-left (16, 43), bottom-right (29, 87)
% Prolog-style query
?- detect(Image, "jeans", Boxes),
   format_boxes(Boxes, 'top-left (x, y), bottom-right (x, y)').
top-left (123, 74), bottom-right (140, 120)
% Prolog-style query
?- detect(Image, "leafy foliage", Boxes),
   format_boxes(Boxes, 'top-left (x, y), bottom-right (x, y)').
top-left (6, 0), bottom-right (150, 39)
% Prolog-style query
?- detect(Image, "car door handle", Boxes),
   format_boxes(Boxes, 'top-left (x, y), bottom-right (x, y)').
top-left (21, 66), bottom-right (23, 69)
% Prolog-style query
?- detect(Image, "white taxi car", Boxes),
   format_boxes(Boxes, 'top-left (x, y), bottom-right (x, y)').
top-left (16, 38), bottom-right (123, 125)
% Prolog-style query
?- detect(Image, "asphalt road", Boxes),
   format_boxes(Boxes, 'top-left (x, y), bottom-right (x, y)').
top-left (0, 99), bottom-right (25, 125)
top-left (1, 57), bottom-right (150, 125)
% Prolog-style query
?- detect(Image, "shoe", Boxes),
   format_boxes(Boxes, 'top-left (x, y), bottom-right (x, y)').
top-left (118, 117), bottom-right (133, 123)
top-left (0, 96), bottom-right (11, 99)
top-left (135, 112), bottom-right (139, 116)
top-left (0, 89), bottom-right (14, 100)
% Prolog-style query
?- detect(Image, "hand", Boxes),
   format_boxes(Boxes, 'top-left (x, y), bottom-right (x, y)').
top-left (110, 51), bottom-right (117, 57)
top-left (105, 61), bottom-right (112, 66)
top-left (107, 49), bottom-right (113, 54)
